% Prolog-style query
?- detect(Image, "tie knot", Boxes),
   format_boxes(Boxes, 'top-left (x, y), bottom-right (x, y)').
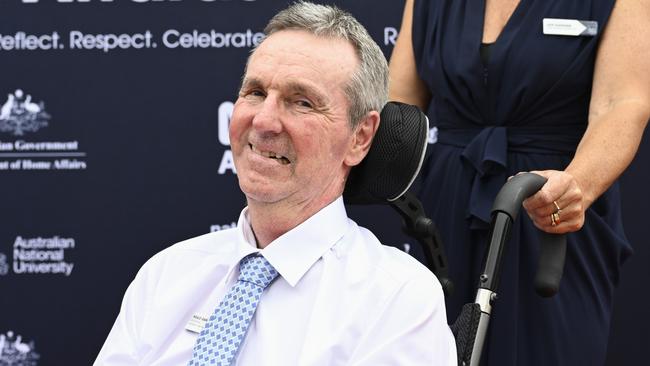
top-left (238, 254), bottom-right (278, 288)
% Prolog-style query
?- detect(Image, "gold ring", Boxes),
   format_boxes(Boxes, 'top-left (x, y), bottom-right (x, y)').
top-left (552, 212), bottom-right (560, 225)
top-left (553, 201), bottom-right (561, 212)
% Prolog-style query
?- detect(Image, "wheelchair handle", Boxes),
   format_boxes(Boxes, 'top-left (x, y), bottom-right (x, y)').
top-left (491, 172), bottom-right (567, 297)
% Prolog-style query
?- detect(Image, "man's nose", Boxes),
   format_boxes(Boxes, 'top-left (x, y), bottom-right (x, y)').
top-left (251, 96), bottom-right (283, 134)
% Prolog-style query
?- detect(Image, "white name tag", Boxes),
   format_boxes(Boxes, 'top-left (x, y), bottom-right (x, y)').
top-left (185, 314), bottom-right (209, 333)
top-left (543, 18), bottom-right (598, 36)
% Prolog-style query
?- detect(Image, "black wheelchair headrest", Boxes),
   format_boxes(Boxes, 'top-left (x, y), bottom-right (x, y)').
top-left (344, 101), bottom-right (429, 204)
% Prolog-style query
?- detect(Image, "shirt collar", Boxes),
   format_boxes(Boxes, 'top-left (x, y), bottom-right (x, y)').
top-left (235, 196), bottom-right (350, 287)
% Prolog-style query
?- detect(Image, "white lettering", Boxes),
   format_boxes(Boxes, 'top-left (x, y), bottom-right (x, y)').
top-left (210, 222), bottom-right (237, 232)
top-left (22, 0), bottom-right (256, 4)
top-left (54, 159), bottom-right (87, 170)
top-left (51, 0), bottom-right (119, 3)
top-left (69, 30), bottom-right (153, 52)
top-left (384, 27), bottom-right (398, 46)
top-left (132, 0), bottom-right (181, 2)
top-left (20, 159), bottom-right (51, 170)
top-left (14, 236), bottom-right (76, 249)
top-left (218, 101), bottom-right (233, 146)
top-left (14, 140), bottom-right (79, 151)
top-left (428, 126), bottom-right (438, 144)
top-left (162, 29), bottom-right (180, 48)
top-left (231, 32), bottom-right (245, 47)
top-left (13, 261), bottom-right (74, 276)
top-left (14, 249), bottom-right (65, 261)
top-left (218, 149), bottom-right (236, 174)
top-left (11, 236), bottom-right (76, 276)
top-left (0, 32), bottom-right (60, 51)
top-left (162, 29), bottom-right (263, 49)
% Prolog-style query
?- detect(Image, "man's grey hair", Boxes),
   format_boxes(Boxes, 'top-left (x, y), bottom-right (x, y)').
top-left (260, 1), bottom-right (389, 127)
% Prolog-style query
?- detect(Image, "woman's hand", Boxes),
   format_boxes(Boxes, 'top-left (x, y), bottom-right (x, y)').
top-left (522, 0), bottom-right (650, 235)
top-left (521, 170), bottom-right (586, 234)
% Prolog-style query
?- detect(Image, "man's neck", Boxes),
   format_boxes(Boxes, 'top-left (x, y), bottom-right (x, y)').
top-left (247, 195), bottom-right (340, 249)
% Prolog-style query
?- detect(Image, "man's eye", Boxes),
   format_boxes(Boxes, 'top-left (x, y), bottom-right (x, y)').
top-left (249, 90), bottom-right (266, 97)
top-left (296, 99), bottom-right (313, 109)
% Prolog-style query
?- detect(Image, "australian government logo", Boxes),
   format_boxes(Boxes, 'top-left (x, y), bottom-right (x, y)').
top-left (0, 330), bottom-right (40, 366)
top-left (0, 89), bottom-right (49, 135)
top-left (0, 236), bottom-right (76, 277)
top-left (0, 89), bottom-right (87, 171)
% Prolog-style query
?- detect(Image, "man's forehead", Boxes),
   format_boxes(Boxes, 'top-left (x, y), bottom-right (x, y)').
top-left (242, 30), bottom-right (357, 95)
top-left (249, 30), bottom-right (358, 72)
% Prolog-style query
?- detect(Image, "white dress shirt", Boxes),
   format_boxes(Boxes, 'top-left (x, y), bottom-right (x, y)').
top-left (95, 197), bottom-right (457, 365)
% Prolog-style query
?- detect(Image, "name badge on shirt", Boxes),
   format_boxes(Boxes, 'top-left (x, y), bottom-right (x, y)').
top-left (186, 314), bottom-right (209, 333)
top-left (543, 18), bottom-right (598, 36)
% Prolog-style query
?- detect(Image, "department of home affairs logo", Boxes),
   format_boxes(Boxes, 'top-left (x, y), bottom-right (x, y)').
top-left (0, 330), bottom-right (40, 366)
top-left (0, 89), bottom-right (50, 136)
top-left (0, 88), bottom-right (87, 171)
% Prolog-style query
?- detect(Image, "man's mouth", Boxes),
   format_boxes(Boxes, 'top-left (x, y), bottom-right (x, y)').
top-left (249, 144), bottom-right (291, 165)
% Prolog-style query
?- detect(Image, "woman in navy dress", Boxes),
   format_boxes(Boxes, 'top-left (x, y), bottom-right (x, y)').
top-left (389, 0), bottom-right (650, 364)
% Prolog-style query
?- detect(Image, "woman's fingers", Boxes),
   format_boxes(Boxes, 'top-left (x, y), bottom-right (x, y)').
top-left (521, 170), bottom-right (586, 234)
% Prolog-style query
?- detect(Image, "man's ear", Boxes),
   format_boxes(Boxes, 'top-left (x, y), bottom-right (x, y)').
top-left (344, 110), bottom-right (380, 167)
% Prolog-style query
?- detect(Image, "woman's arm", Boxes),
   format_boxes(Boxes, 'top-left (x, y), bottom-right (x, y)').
top-left (523, 0), bottom-right (650, 233)
top-left (388, 0), bottom-right (431, 110)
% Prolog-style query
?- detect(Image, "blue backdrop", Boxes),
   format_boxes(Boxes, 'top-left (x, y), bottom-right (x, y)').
top-left (0, 1), bottom-right (647, 365)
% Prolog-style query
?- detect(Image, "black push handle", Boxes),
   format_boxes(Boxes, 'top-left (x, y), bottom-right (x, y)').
top-left (492, 173), bottom-right (567, 297)
top-left (534, 232), bottom-right (566, 297)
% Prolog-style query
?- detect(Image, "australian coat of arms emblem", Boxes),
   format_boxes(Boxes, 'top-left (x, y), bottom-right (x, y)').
top-left (0, 89), bottom-right (51, 136)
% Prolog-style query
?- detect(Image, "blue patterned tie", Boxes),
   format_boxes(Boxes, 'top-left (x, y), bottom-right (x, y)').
top-left (188, 254), bottom-right (278, 366)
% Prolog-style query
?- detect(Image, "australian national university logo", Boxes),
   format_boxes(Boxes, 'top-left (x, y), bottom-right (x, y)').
top-left (0, 89), bottom-right (87, 171)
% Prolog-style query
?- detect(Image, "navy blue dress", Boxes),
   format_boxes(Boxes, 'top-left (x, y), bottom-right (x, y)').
top-left (412, 1), bottom-right (632, 365)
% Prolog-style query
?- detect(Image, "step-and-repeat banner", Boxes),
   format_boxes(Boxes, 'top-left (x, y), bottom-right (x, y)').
top-left (1, 1), bottom-right (647, 365)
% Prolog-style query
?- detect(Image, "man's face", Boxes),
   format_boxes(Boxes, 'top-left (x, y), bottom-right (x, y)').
top-left (230, 29), bottom-right (361, 209)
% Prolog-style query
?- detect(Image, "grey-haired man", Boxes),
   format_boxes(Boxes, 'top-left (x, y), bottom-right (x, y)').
top-left (95, 2), bottom-right (456, 365)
